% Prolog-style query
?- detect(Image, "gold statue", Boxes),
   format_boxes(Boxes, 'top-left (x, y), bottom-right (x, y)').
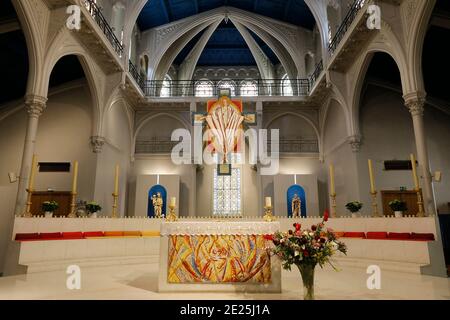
top-left (152, 192), bottom-right (164, 218)
top-left (291, 194), bottom-right (301, 218)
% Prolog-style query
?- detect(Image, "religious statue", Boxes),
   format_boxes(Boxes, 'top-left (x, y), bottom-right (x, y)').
top-left (152, 192), bottom-right (164, 218)
top-left (292, 194), bottom-right (301, 217)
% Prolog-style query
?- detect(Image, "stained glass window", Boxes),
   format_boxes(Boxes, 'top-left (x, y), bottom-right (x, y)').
top-left (282, 74), bottom-right (293, 96)
top-left (213, 167), bottom-right (242, 216)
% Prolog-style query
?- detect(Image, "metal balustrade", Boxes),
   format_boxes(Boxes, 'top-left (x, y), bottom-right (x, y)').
top-left (309, 60), bottom-right (323, 88)
top-left (129, 60), bottom-right (145, 90)
top-left (143, 78), bottom-right (313, 98)
top-left (84, 0), bottom-right (124, 57)
top-left (328, 0), bottom-right (367, 55)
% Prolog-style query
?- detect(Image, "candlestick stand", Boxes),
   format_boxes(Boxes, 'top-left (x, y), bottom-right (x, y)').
top-left (166, 204), bottom-right (178, 222)
top-left (263, 206), bottom-right (275, 222)
top-left (112, 193), bottom-right (118, 218)
top-left (370, 191), bottom-right (380, 217)
top-left (68, 192), bottom-right (77, 218)
top-left (416, 189), bottom-right (425, 217)
top-left (23, 188), bottom-right (34, 217)
top-left (330, 193), bottom-right (337, 218)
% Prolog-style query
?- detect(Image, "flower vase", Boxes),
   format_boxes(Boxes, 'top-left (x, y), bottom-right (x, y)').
top-left (45, 212), bottom-right (53, 218)
top-left (298, 264), bottom-right (316, 300)
top-left (394, 211), bottom-right (403, 218)
top-left (90, 212), bottom-right (97, 218)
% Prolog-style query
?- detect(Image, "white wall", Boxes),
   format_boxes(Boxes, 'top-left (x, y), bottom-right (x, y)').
top-left (358, 85), bottom-right (450, 214)
top-left (0, 83), bottom-right (97, 273)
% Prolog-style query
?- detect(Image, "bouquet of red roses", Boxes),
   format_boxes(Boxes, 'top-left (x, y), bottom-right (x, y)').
top-left (265, 212), bottom-right (347, 271)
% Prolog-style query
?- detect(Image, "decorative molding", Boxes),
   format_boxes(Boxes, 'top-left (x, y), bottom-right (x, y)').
top-left (90, 136), bottom-right (106, 153)
top-left (25, 95), bottom-right (47, 118)
top-left (347, 134), bottom-right (362, 153)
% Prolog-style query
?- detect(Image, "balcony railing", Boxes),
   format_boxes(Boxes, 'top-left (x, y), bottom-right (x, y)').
top-left (136, 139), bottom-right (178, 154)
top-left (309, 60), bottom-right (323, 88)
top-left (143, 78), bottom-right (312, 98)
top-left (328, 0), bottom-right (367, 55)
top-left (268, 139), bottom-right (320, 153)
top-left (84, 0), bottom-right (124, 57)
top-left (129, 60), bottom-right (145, 90)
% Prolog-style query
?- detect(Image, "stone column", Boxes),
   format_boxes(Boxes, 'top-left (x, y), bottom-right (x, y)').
top-left (14, 95), bottom-right (47, 215)
top-left (404, 93), bottom-right (435, 215)
top-left (189, 101), bottom-right (197, 217)
top-left (255, 101), bottom-right (264, 216)
top-left (90, 136), bottom-right (105, 153)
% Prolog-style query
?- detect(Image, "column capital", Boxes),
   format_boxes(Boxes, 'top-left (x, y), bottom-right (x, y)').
top-left (25, 94), bottom-right (47, 118)
top-left (347, 134), bottom-right (362, 153)
top-left (90, 136), bottom-right (106, 153)
top-left (403, 92), bottom-right (426, 116)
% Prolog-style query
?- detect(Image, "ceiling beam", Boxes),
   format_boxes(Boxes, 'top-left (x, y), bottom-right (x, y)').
top-left (160, 0), bottom-right (172, 24)
top-left (193, 0), bottom-right (199, 14)
top-left (284, 0), bottom-right (294, 22)
top-left (0, 18), bottom-right (20, 34)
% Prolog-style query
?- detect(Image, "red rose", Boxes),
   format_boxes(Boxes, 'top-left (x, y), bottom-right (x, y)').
top-left (294, 223), bottom-right (301, 231)
top-left (303, 250), bottom-right (309, 257)
top-left (263, 234), bottom-right (274, 241)
top-left (324, 209), bottom-right (329, 222)
top-left (311, 225), bottom-right (317, 231)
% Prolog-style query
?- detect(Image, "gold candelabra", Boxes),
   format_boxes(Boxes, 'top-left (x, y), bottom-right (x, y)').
top-left (23, 188), bottom-right (34, 217)
top-left (370, 191), bottom-right (380, 217)
top-left (166, 204), bottom-right (178, 222)
top-left (330, 193), bottom-right (337, 218)
top-left (68, 192), bottom-right (77, 218)
top-left (263, 206), bottom-right (275, 222)
top-left (416, 189), bottom-right (425, 217)
top-left (112, 192), bottom-right (118, 218)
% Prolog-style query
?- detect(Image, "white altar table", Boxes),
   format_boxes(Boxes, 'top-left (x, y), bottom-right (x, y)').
top-left (158, 221), bottom-right (282, 293)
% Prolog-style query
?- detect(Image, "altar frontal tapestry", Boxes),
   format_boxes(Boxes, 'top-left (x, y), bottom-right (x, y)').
top-left (167, 235), bottom-right (271, 284)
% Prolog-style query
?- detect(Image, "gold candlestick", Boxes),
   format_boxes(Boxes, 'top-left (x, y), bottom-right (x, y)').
top-left (68, 192), bottom-right (77, 218)
top-left (370, 191), bottom-right (380, 217)
top-left (166, 204), bottom-right (178, 222)
top-left (330, 193), bottom-right (337, 218)
top-left (263, 206), bottom-right (275, 222)
top-left (416, 189), bottom-right (425, 217)
top-left (24, 188), bottom-right (34, 217)
top-left (112, 193), bottom-right (118, 218)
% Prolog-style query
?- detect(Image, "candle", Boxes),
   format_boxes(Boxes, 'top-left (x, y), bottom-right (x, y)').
top-left (170, 197), bottom-right (176, 207)
top-left (28, 154), bottom-right (37, 190)
top-left (114, 165), bottom-right (120, 195)
top-left (329, 164), bottom-right (335, 195)
top-left (368, 159), bottom-right (376, 193)
top-left (265, 197), bottom-right (272, 207)
top-left (72, 161), bottom-right (79, 193)
top-left (410, 154), bottom-right (420, 190)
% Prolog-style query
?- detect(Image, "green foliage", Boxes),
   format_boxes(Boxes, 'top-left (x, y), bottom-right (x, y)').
top-left (42, 201), bottom-right (59, 213)
top-left (85, 202), bottom-right (102, 213)
top-left (345, 201), bottom-right (363, 213)
top-left (388, 199), bottom-right (407, 212)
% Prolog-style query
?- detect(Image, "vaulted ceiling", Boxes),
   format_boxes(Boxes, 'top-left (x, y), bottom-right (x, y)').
top-left (137, 0), bottom-right (316, 31)
top-left (137, 0), bottom-right (315, 67)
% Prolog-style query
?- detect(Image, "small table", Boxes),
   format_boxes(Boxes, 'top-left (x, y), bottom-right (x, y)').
top-left (158, 221), bottom-right (281, 293)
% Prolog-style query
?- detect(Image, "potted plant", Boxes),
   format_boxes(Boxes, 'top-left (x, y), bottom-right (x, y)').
top-left (85, 202), bottom-right (102, 218)
top-left (42, 201), bottom-right (59, 218)
top-left (389, 199), bottom-right (407, 218)
top-left (346, 201), bottom-right (363, 218)
top-left (265, 212), bottom-right (347, 300)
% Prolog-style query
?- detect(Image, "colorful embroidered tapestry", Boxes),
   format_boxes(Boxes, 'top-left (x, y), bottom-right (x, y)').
top-left (167, 235), bottom-right (271, 284)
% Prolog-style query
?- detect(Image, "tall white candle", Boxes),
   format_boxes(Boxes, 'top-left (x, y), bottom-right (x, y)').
top-left (329, 164), bottom-right (336, 195)
top-left (410, 154), bottom-right (420, 190)
top-left (265, 197), bottom-right (272, 207)
top-left (368, 159), bottom-right (376, 193)
top-left (114, 165), bottom-right (120, 195)
top-left (72, 161), bottom-right (79, 193)
top-left (170, 197), bottom-right (176, 207)
top-left (28, 154), bottom-right (37, 190)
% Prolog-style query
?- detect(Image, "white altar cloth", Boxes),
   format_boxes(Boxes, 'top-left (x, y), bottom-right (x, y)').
top-left (160, 221), bottom-right (280, 236)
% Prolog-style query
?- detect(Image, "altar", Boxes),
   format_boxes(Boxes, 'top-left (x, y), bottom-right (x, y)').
top-left (158, 221), bottom-right (282, 293)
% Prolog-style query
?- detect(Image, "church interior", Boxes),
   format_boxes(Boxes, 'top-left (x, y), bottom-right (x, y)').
top-left (0, 0), bottom-right (450, 301)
